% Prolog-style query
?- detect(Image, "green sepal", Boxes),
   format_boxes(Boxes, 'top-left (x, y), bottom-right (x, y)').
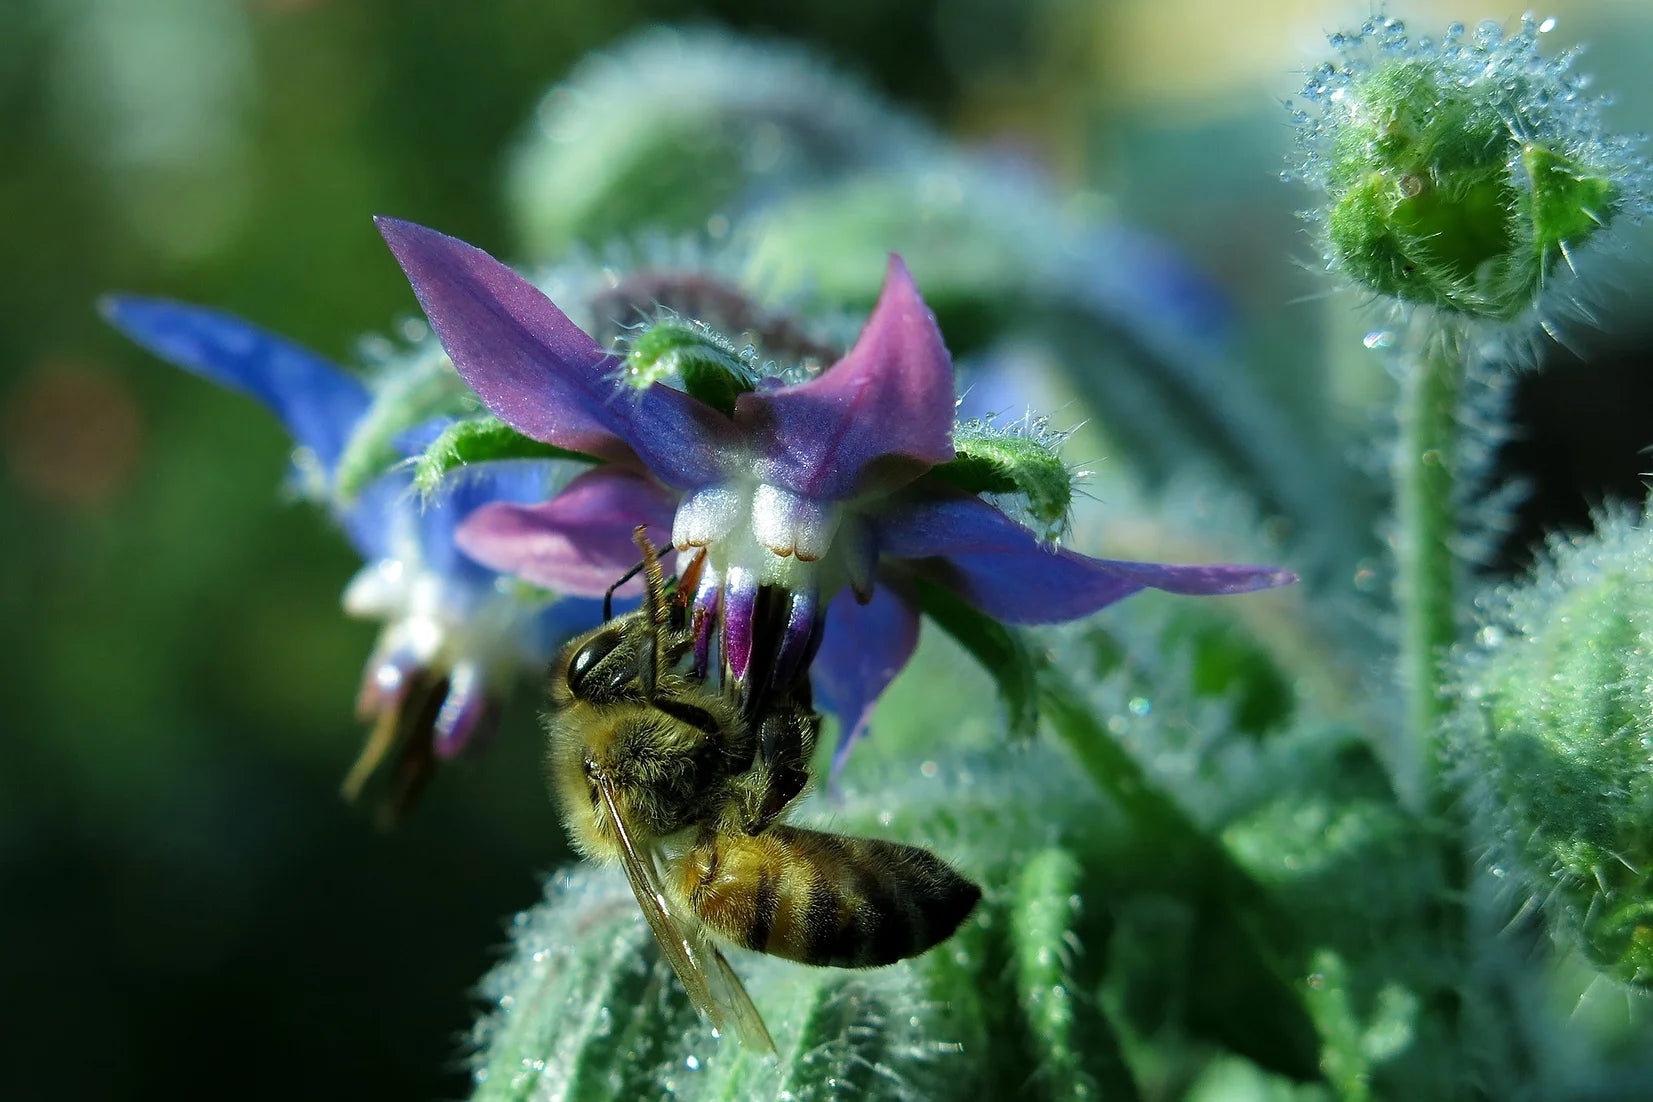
top-left (924, 421), bottom-right (1073, 542)
top-left (624, 321), bottom-right (759, 417)
top-left (1523, 142), bottom-right (1617, 260)
top-left (412, 415), bottom-right (600, 497)
top-left (912, 576), bottom-right (1045, 741)
top-left (333, 355), bottom-right (474, 501)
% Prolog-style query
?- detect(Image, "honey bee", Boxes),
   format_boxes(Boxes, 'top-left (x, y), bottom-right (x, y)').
top-left (546, 529), bottom-right (982, 1053)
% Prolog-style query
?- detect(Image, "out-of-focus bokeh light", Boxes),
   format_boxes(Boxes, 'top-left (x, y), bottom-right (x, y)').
top-left (3, 360), bottom-right (143, 510)
top-left (47, 0), bottom-right (256, 259)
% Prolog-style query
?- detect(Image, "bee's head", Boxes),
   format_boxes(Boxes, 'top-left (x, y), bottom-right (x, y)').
top-left (560, 617), bottom-right (644, 703)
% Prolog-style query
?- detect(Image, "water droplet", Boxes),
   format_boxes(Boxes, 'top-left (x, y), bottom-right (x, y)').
top-left (1307, 973), bottom-right (1326, 989)
top-left (685, 1054), bottom-right (701, 1070)
top-left (1538, 16), bottom-right (1556, 34)
top-left (1128, 696), bottom-right (1152, 717)
top-left (1363, 330), bottom-right (1396, 349)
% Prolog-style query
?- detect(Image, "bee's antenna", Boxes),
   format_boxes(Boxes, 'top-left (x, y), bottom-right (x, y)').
top-left (603, 559), bottom-right (647, 623)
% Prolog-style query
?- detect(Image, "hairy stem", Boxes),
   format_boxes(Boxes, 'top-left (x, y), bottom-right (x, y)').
top-left (1393, 314), bottom-right (1471, 1083)
top-left (1393, 318), bottom-right (1465, 814)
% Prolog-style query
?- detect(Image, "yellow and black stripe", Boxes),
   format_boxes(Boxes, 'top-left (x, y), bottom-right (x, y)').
top-left (676, 825), bottom-right (980, 968)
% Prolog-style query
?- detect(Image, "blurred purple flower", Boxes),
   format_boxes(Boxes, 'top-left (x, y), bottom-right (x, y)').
top-left (376, 219), bottom-right (1297, 763)
top-left (101, 296), bottom-right (590, 818)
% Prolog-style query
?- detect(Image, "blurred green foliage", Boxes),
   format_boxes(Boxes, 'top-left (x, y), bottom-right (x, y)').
top-left (10, 2), bottom-right (1653, 1100)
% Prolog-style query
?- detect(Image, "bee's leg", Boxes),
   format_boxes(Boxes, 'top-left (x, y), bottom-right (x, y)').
top-left (649, 696), bottom-right (725, 736)
top-left (631, 526), bottom-right (671, 698)
top-left (742, 704), bottom-right (817, 833)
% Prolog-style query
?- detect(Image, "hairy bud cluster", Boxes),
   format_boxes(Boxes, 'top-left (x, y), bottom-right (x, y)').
top-left (1291, 14), bottom-right (1646, 318)
top-left (1453, 504), bottom-right (1653, 984)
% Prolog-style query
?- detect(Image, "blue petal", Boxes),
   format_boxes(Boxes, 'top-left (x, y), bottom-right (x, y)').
top-left (340, 470), bottom-right (411, 562)
top-left (101, 296), bottom-right (371, 473)
top-left (876, 491), bottom-right (1296, 624)
top-left (417, 462), bottom-right (559, 585)
top-left (524, 596), bottom-right (608, 660)
top-left (811, 582), bottom-right (922, 774)
top-left (394, 416), bottom-right (455, 456)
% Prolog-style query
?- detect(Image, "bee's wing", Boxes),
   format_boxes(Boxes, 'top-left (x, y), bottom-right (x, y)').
top-left (594, 778), bottom-right (777, 1056)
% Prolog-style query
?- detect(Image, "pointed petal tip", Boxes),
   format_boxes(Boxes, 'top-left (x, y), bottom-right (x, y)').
top-left (1219, 565), bottom-right (1298, 593)
top-left (98, 293), bottom-right (168, 333)
top-left (96, 293), bottom-right (129, 323)
top-left (876, 251), bottom-right (928, 313)
top-left (374, 215), bottom-right (442, 260)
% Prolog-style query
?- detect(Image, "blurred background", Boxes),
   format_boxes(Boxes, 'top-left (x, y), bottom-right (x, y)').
top-left (4, 1), bottom-right (1652, 1098)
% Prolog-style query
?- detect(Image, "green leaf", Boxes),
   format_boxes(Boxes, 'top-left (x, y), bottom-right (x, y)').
top-left (1036, 662), bottom-right (1324, 1083)
top-left (413, 415), bottom-right (599, 497)
top-left (1010, 848), bottom-right (1140, 1101)
top-left (912, 576), bottom-right (1045, 740)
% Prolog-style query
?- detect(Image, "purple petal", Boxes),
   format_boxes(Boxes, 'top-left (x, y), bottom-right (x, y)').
top-left (453, 467), bottom-right (677, 596)
top-left (376, 218), bottom-right (737, 488)
top-left (734, 255), bottom-right (955, 499)
top-left (876, 492), bottom-right (1296, 624)
top-left (431, 662), bottom-right (501, 760)
top-left (417, 460), bottom-right (557, 586)
top-left (101, 295), bottom-right (370, 473)
top-left (811, 582), bottom-right (922, 773)
top-left (340, 469), bottom-right (411, 562)
top-left (722, 566), bottom-right (759, 682)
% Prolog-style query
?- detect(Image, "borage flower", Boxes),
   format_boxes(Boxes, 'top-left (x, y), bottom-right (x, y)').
top-left (101, 297), bottom-right (583, 819)
top-left (377, 219), bottom-right (1296, 764)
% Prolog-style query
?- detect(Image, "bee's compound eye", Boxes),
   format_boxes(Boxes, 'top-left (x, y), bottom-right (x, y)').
top-left (566, 630), bottom-right (624, 698)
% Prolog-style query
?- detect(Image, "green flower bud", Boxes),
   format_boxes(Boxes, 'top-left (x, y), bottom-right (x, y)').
top-left (1292, 15), bottom-right (1646, 318)
top-left (621, 318), bottom-right (760, 416)
top-left (1453, 503), bottom-right (1653, 984)
top-left (926, 412), bottom-right (1076, 544)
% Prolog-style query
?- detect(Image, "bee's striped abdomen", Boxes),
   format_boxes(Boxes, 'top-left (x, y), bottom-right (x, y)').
top-left (676, 825), bottom-right (981, 968)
